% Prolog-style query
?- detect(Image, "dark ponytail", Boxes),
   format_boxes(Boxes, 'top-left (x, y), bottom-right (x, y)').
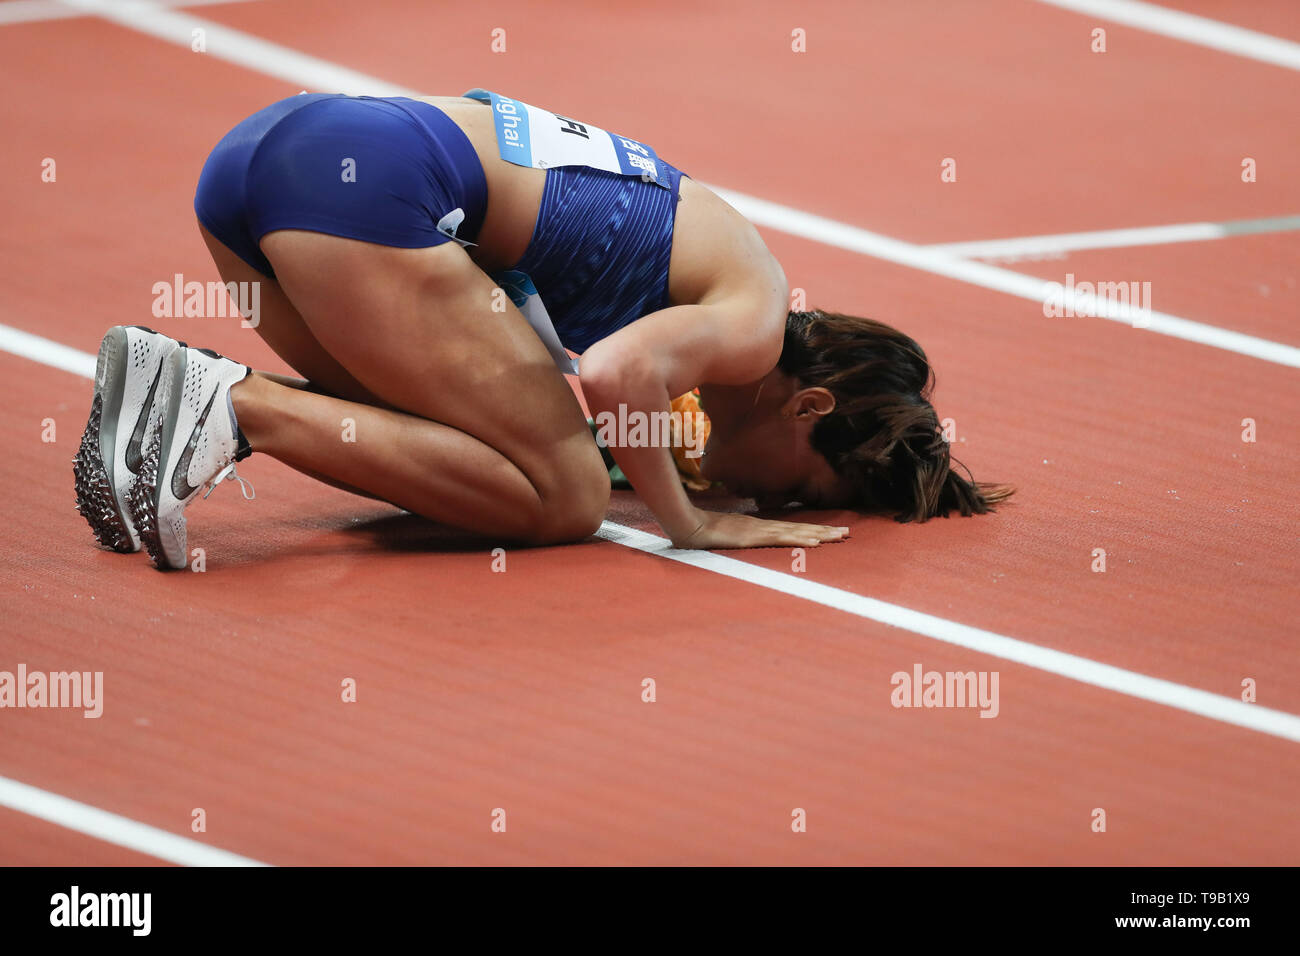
top-left (779, 310), bottom-right (1014, 522)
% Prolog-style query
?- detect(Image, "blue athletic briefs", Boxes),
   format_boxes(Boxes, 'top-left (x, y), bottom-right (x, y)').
top-left (194, 93), bottom-right (686, 354)
top-left (195, 94), bottom-right (487, 278)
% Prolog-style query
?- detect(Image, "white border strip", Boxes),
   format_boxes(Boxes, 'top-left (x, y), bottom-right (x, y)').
top-left (1036, 0), bottom-right (1300, 71)
top-left (0, 775), bottom-right (270, 866)
top-left (925, 215), bottom-right (1300, 259)
top-left (597, 523), bottom-right (1300, 743)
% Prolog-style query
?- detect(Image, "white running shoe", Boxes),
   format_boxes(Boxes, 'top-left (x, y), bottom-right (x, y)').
top-left (128, 345), bottom-right (254, 570)
top-left (73, 325), bottom-right (185, 552)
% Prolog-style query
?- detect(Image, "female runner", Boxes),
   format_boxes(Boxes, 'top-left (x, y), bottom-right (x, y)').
top-left (73, 90), bottom-right (1011, 569)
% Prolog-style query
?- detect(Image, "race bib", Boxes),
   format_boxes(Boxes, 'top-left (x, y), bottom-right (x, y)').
top-left (462, 88), bottom-right (670, 189)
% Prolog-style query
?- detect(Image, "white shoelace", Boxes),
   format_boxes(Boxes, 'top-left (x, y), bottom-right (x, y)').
top-left (202, 463), bottom-right (256, 500)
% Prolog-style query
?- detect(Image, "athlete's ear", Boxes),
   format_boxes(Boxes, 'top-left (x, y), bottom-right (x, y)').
top-left (782, 387), bottom-right (835, 421)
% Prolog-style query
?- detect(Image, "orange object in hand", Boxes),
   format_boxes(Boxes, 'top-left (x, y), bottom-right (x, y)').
top-left (669, 390), bottom-right (712, 491)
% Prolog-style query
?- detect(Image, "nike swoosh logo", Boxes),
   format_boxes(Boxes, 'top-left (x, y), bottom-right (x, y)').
top-left (125, 360), bottom-right (166, 474)
top-left (171, 391), bottom-right (217, 501)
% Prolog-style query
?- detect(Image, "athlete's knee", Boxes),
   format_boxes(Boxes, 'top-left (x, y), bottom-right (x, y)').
top-left (526, 445), bottom-right (610, 544)
top-left (531, 495), bottom-right (607, 544)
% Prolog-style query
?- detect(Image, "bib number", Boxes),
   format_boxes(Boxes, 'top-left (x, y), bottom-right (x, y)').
top-left (463, 88), bottom-right (669, 189)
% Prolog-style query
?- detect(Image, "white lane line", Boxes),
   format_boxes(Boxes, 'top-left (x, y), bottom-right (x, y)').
top-left (707, 185), bottom-right (1300, 368)
top-left (0, 0), bottom-right (259, 28)
top-left (58, 0), bottom-right (414, 94)
top-left (1036, 0), bottom-right (1300, 71)
top-left (596, 523), bottom-right (1300, 744)
top-left (0, 0), bottom-right (81, 24)
top-left (0, 323), bottom-right (97, 378)
top-left (10, 323), bottom-right (1300, 747)
top-left (53, 0), bottom-right (1300, 370)
top-left (0, 775), bottom-right (271, 866)
top-left (924, 215), bottom-right (1300, 260)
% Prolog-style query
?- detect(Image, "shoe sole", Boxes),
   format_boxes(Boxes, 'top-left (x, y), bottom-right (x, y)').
top-left (72, 327), bottom-right (135, 552)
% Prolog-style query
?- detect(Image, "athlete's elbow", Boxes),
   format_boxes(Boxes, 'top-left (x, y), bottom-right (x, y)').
top-left (579, 340), bottom-right (658, 404)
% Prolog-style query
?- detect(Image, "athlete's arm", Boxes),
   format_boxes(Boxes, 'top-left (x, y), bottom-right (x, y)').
top-left (578, 291), bottom-right (849, 549)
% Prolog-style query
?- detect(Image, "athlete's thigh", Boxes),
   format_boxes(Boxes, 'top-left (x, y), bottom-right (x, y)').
top-left (198, 221), bottom-right (386, 407)
top-left (258, 229), bottom-right (601, 491)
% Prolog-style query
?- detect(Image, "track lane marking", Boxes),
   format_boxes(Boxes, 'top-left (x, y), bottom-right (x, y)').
top-left (57, 0), bottom-right (412, 93)
top-left (0, 0), bottom-right (260, 27)
top-left (923, 214), bottom-right (1300, 259)
top-left (596, 523), bottom-right (1300, 744)
top-left (1036, 0), bottom-right (1300, 72)
top-left (0, 324), bottom-right (96, 379)
top-left (0, 775), bottom-right (271, 866)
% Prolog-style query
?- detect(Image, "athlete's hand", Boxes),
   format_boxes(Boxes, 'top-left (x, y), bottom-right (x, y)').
top-left (671, 511), bottom-right (850, 550)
